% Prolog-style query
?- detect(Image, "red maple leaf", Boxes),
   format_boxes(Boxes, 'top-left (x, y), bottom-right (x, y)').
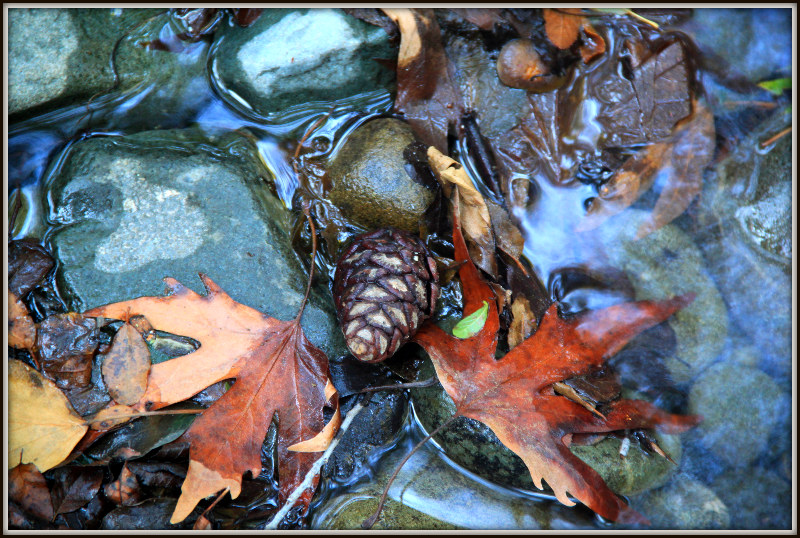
top-left (413, 198), bottom-right (700, 524)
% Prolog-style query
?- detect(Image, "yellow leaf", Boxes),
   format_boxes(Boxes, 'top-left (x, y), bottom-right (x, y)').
top-left (8, 360), bottom-right (88, 471)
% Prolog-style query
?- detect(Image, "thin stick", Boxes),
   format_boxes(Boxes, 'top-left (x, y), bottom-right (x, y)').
top-left (357, 377), bottom-right (438, 394)
top-left (264, 397), bottom-right (368, 529)
top-left (197, 487), bottom-right (229, 526)
top-left (361, 413), bottom-right (460, 529)
top-left (292, 113), bottom-right (331, 176)
top-left (296, 201), bottom-right (318, 321)
top-left (761, 125), bottom-right (792, 148)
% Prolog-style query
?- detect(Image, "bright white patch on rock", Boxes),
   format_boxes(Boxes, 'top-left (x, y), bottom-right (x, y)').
top-left (238, 9), bottom-right (359, 95)
top-left (93, 158), bottom-right (209, 273)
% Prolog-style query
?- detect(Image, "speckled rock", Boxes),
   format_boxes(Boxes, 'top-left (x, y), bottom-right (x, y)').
top-left (600, 210), bottom-right (729, 383)
top-left (636, 474), bottom-right (730, 529)
top-left (710, 468), bottom-right (791, 529)
top-left (8, 9), bottom-right (204, 118)
top-left (327, 118), bottom-right (436, 232)
top-left (411, 357), bottom-right (683, 497)
top-left (46, 128), bottom-right (346, 359)
top-left (212, 8), bottom-right (395, 117)
top-left (687, 362), bottom-right (790, 468)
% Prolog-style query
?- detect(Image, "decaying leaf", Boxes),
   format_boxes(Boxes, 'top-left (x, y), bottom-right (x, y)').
top-left (382, 8), bottom-right (460, 151)
top-left (579, 23), bottom-right (606, 63)
top-left (87, 404), bottom-right (139, 431)
top-left (8, 239), bottom-right (55, 298)
top-left (104, 463), bottom-right (143, 506)
top-left (101, 321), bottom-right (152, 406)
top-left (543, 8), bottom-right (584, 49)
top-left (9, 463), bottom-right (55, 522)
top-left (35, 313), bottom-right (101, 391)
top-left (428, 146), bottom-right (496, 276)
top-left (49, 466), bottom-right (104, 515)
top-left (83, 274), bottom-right (340, 524)
top-left (9, 291), bottom-right (36, 350)
top-left (8, 359), bottom-right (89, 472)
top-left (413, 206), bottom-right (700, 523)
top-left (507, 295), bottom-right (538, 349)
top-left (579, 100), bottom-right (715, 236)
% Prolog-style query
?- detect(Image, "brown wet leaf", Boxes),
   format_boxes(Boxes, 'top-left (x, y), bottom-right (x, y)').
top-left (579, 100), bottom-right (715, 235)
top-left (102, 321), bottom-right (152, 406)
top-left (194, 515), bottom-right (213, 530)
top-left (382, 8), bottom-right (460, 152)
top-left (230, 8), bottom-right (262, 27)
top-left (543, 8), bottom-right (584, 49)
top-left (50, 466), bottom-right (103, 515)
top-left (104, 463), bottom-right (143, 506)
top-left (579, 23), bottom-right (606, 63)
top-left (36, 313), bottom-right (101, 390)
top-left (8, 239), bottom-right (55, 298)
top-left (84, 274), bottom-right (340, 524)
top-left (9, 463), bottom-right (54, 522)
top-left (9, 291), bottom-right (36, 350)
top-left (8, 359), bottom-right (88, 472)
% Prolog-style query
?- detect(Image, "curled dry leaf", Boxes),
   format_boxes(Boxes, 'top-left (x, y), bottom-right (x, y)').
top-left (101, 321), bottom-right (152, 406)
top-left (413, 205), bottom-right (700, 524)
top-left (543, 8), bottom-right (585, 49)
top-left (8, 291), bottom-right (36, 350)
top-left (8, 359), bottom-right (88, 472)
top-left (9, 463), bottom-right (55, 522)
top-left (427, 146), bottom-right (496, 277)
top-left (579, 100), bottom-right (715, 235)
top-left (84, 274), bottom-right (339, 524)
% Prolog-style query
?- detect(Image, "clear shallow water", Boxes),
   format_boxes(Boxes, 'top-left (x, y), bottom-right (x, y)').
top-left (7, 8), bottom-right (793, 530)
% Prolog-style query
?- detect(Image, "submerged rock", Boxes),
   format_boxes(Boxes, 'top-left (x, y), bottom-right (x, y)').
top-left (327, 118), bottom-right (436, 232)
top-left (212, 9), bottom-right (395, 117)
top-left (47, 128), bottom-right (346, 359)
top-left (636, 474), bottom-right (730, 529)
top-left (687, 361), bottom-right (789, 468)
top-left (710, 468), bottom-right (791, 529)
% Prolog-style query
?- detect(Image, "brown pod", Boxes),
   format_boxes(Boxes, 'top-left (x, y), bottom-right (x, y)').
top-left (333, 228), bottom-right (440, 363)
top-left (496, 38), bottom-right (566, 93)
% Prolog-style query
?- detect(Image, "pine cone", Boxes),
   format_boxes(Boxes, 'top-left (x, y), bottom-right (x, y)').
top-left (333, 228), bottom-right (439, 363)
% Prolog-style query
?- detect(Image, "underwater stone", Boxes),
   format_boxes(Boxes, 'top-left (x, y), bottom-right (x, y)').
top-left (47, 128), bottom-right (346, 359)
top-left (212, 9), bottom-right (395, 117)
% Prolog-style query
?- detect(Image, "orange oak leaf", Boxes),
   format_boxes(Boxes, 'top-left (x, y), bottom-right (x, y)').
top-left (413, 203), bottom-right (700, 524)
top-left (543, 8), bottom-right (585, 49)
top-left (84, 274), bottom-right (340, 524)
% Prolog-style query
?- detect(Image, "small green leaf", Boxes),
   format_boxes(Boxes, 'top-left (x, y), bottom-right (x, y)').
top-left (758, 77), bottom-right (792, 96)
top-left (452, 301), bottom-right (490, 339)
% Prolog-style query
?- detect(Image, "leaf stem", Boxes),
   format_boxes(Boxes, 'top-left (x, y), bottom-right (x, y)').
top-left (761, 125), bottom-right (792, 148)
top-left (357, 377), bottom-right (438, 393)
top-left (361, 412), bottom-right (460, 529)
top-left (296, 200), bottom-right (317, 322)
top-left (264, 395), bottom-right (369, 529)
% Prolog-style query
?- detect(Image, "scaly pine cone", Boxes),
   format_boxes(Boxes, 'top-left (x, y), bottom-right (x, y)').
top-left (333, 228), bottom-right (439, 363)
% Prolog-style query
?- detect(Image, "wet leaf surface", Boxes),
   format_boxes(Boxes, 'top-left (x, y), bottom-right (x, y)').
top-left (36, 313), bottom-right (102, 390)
top-left (101, 322), bottom-right (152, 406)
top-left (49, 466), bottom-right (104, 515)
top-left (9, 463), bottom-right (54, 522)
top-left (8, 239), bottom-right (55, 298)
top-left (84, 274), bottom-right (340, 524)
top-left (543, 8), bottom-right (584, 49)
top-left (413, 204), bottom-right (700, 524)
top-left (8, 360), bottom-right (88, 472)
top-left (104, 464), bottom-right (143, 506)
top-left (8, 291), bottom-right (36, 350)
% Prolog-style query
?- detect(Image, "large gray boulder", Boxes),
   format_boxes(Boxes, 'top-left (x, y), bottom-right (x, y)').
top-left (46, 128), bottom-right (346, 359)
top-left (211, 8), bottom-right (396, 117)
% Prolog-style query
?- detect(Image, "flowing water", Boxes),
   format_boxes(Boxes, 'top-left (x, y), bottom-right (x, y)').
top-left (7, 8), bottom-right (793, 530)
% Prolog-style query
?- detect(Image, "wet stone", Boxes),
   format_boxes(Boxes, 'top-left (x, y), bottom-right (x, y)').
top-left (327, 118), bottom-right (436, 232)
top-left (411, 357), bottom-right (682, 498)
top-left (8, 8), bottom-right (163, 117)
top-left (635, 473), bottom-right (730, 530)
top-left (212, 8), bottom-right (396, 117)
top-left (601, 211), bottom-right (729, 384)
top-left (710, 468), bottom-right (791, 529)
top-left (687, 361), bottom-right (790, 468)
top-left (47, 128), bottom-right (346, 360)
top-left (323, 391), bottom-right (408, 485)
